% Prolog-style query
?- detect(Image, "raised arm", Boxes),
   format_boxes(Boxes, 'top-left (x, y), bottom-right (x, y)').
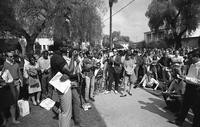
top-left (62, 51), bottom-right (75, 74)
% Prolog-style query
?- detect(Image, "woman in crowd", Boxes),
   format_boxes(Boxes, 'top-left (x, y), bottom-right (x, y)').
top-left (24, 55), bottom-right (41, 105)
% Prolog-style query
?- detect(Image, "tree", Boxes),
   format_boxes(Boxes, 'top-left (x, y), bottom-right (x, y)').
top-left (145, 0), bottom-right (200, 49)
top-left (102, 31), bottom-right (131, 49)
top-left (0, 0), bottom-right (106, 54)
top-left (66, 0), bottom-right (105, 47)
top-left (0, 0), bottom-right (71, 53)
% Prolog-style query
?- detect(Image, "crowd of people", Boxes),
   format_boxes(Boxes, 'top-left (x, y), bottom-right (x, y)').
top-left (0, 41), bottom-right (200, 127)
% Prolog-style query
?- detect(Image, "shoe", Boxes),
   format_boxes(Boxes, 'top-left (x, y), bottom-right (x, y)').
top-left (133, 85), bottom-right (138, 89)
top-left (90, 97), bottom-right (95, 102)
top-left (127, 91), bottom-right (132, 96)
top-left (120, 94), bottom-right (127, 97)
top-left (82, 103), bottom-right (89, 111)
top-left (114, 90), bottom-right (119, 94)
top-left (86, 103), bottom-right (92, 109)
top-left (37, 100), bottom-right (41, 104)
top-left (33, 101), bottom-right (37, 106)
top-left (104, 91), bottom-right (111, 94)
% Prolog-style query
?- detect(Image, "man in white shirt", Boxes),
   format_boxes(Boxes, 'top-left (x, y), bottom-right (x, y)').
top-left (172, 52), bottom-right (200, 127)
top-left (171, 50), bottom-right (184, 75)
top-left (38, 50), bottom-right (51, 98)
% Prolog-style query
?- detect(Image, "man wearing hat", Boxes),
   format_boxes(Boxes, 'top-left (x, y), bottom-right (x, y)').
top-left (171, 51), bottom-right (200, 127)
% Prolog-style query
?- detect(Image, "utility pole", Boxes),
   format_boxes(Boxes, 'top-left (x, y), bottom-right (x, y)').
top-left (109, 0), bottom-right (118, 50)
top-left (109, 0), bottom-right (113, 50)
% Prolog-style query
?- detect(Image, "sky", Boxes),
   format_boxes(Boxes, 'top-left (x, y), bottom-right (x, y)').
top-left (102, 0), bottom-right (152, 42)
top-left (102, 0), bottom-right (200, 42)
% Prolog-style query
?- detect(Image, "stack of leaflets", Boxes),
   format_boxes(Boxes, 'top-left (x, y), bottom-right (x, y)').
top-left (39, 98), bottom-right (55, 110)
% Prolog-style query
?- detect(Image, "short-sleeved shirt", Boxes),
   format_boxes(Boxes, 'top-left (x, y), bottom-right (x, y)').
top-left (171, 56), bottom-right (184, 68)
top-left (37, 56), bottom-right (51, 72)
top-left (124, 58), bottom-right (136, 75)
top-left (50, 53), bottom-right (66, 77)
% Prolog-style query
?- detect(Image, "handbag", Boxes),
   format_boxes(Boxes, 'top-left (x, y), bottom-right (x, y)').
top-left (18, 100), bottom-right (30, 117)
top-left (29, 76), bottom-right (40, 88)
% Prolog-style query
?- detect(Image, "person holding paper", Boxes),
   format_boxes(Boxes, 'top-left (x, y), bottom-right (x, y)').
top-left (24, 55), bottom-right (41, 106)
top-left (0, 60), bottom-right (20, 125)
top-left (171, 52), bottom-right (200, 127)
top-left (50, 43), bottom-right (76, 127)
top-left (3, 51), bottom-right (23, 107)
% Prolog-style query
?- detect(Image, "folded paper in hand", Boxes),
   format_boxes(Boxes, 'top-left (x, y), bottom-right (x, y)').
top-left (49, 72), bottom-right (71, 94)
top-left (39, 98), bottom-right (55, 110)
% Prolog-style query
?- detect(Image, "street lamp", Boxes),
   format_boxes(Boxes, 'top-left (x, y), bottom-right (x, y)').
top-left (109, 0), bottom-right (117, 49)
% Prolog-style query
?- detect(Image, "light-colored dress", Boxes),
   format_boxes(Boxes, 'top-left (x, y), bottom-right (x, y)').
top-left (24, 63), bottom-right (41, 94)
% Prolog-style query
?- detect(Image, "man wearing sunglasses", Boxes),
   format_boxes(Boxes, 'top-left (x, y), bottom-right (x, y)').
top-left (3, 51), bottom-right (23, 124)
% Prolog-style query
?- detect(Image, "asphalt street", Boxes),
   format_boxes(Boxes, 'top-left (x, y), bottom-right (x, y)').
top-left (6, 88), bottom-right (193, 127)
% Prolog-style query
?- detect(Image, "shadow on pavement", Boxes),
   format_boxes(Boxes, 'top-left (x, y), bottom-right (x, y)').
top-left (1, 89), bottom-right (107, 127)
top-left (138, 97), bottom-right (192, 127)
top-left (76, 102), bottom-right (107, 127)
top-left (71, 88), bottom-right (107, 127)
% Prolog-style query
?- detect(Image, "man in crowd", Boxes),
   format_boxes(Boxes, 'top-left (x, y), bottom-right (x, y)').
top-left (38, 50), bottom-right (51, 98)
top-left (172, 52), bottom-right (200, 127)
top-left (107, 49), bottom-right (122, 94)
top-left (50, 42), bottom-right (75, 127)
top-left (121, 51), bottom-right (137, 97)
top-left (3, 51), bottom-right (22, 124)
top-left (135, 51), bottom-right (145, 82)
top-left (82, 51), bottom-right (96, 102)
top-left (158, 50), bottom-right (172, 83)
top-left (171, 50), bottom-right (184, 75)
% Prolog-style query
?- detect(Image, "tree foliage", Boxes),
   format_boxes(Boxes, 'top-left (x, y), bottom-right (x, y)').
top-left (145, 0), bottom-right (200, 49)
top-left (0, 0), bottom-right (106, 54)
top-left (102, 31), bottom-right (130, 49)
top-left (67, 1), bottom-right (104, 46)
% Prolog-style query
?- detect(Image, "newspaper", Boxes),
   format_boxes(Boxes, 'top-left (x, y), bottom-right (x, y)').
top-left (49, 72), bottom-right (71, 94)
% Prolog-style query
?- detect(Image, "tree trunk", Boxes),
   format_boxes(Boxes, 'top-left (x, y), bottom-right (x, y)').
top-left (25, 36), bottom-right (36, 55)
top-left (174, 36), bottom-right (182, 50)
top-left (173, 27), bottom-right (187, 50)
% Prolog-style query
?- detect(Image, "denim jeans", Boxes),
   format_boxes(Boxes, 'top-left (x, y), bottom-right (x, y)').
top-left (85, 76), bottom-right (95, 101)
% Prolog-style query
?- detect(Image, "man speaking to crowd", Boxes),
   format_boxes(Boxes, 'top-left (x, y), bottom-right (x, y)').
top-left (50, 42), bottom-right (76, 127)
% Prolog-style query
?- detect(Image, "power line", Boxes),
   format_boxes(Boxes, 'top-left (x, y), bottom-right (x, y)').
top-left (103, 0), bottom-right (136, 23)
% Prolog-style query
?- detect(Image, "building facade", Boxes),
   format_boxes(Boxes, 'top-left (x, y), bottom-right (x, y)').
top-left (144, 30), bottom-right (165, 44)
